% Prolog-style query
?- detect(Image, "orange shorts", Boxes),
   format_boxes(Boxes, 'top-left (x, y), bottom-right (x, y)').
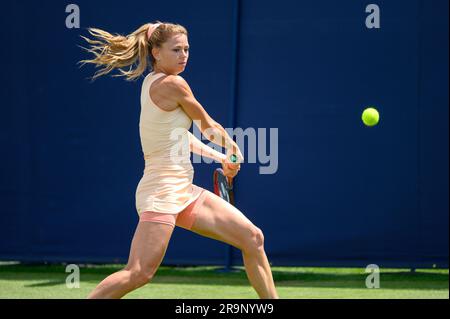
top-left (139, 190), bottom-right (208, 230)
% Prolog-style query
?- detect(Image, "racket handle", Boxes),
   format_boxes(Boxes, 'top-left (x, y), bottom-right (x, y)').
top-left (225, 154), bottom-right (238, 185)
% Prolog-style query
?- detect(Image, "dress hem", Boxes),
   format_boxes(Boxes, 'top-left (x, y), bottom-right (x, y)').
top-left (136, 184), bottom-right (205, 215)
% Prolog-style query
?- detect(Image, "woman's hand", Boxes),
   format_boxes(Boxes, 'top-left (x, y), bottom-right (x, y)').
top-left (221, 159), bottom-right (241, 179)
top-left (225, 142), bottom-right (244, 165)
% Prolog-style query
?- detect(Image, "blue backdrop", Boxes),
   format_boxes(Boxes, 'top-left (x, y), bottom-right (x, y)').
top-left (0, 0), bottom-right (447, 268)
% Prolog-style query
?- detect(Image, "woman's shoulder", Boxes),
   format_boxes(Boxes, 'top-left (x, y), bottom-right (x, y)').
top-left (159, 73), bottom-right (186, 85)
top-left (148, 74), bottom-right (187, 111)
top-left (161, 74), bottom-right (193, 96)
top-left (147, 72), bottom-right (193, 100)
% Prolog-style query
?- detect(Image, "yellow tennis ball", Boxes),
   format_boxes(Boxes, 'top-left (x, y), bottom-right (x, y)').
top-left (362, 107), bottom-right (380, 127)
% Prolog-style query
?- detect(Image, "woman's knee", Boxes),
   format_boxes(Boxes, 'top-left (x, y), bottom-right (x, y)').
top-left (127, 267), bottom-right (157, 288)
top-left (241, 225), bottom-right (265, 254)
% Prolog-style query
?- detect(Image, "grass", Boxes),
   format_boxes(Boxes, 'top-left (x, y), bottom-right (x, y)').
top-left (0, 262), bottom-right (448, 299)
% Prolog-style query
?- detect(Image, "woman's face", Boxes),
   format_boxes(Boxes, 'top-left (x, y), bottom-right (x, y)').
top-left (153, 34), bottom-right (189, 75)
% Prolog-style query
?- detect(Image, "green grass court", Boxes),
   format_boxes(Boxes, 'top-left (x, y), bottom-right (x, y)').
top-left (0, 263), bottom-right (448, 299)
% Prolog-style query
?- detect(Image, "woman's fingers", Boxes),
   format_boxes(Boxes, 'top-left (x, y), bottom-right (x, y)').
top-left (225, 144), bottom-right (244, 164)
top-left (224, 166), bottom-right (239, 178)
top-left (221, 160), bottom-right (240, 178)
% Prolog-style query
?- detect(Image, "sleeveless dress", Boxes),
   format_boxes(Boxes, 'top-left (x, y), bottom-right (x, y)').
top-left (135, 72), bottom-right (204, 215)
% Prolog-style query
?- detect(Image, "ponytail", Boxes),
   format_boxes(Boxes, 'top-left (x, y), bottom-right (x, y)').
top-left (79, 21), bottom-right (188, 81)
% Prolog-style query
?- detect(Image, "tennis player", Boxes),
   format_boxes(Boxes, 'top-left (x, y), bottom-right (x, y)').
top-left (80, 21), bottom-right (278, 299)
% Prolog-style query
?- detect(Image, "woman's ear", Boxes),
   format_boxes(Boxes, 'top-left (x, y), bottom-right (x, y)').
top-left (151, 47), bottom-right (160, 60)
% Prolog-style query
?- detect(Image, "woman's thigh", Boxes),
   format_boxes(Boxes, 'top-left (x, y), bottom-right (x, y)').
top-left (189, 189), bottom-right (261, 251)
top-left (125, 221), bottom-right (174, 273)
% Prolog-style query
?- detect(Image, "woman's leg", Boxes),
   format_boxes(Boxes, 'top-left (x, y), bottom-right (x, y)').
top-left (187, 190), bottom-right (279, 299)
top-left (87, 221), bottom-right (174, 299)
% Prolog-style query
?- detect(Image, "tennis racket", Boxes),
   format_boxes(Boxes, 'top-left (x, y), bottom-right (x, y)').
top-left (213, 154), bottom-right (238, 205)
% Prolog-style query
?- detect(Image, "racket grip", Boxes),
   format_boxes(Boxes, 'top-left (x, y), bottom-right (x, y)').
top-left (226, 154), bottom-right (238, 185)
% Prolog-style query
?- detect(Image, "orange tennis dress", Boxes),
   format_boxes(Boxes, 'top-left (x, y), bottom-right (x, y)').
top-left (135, 72), bottom-right (204, 216)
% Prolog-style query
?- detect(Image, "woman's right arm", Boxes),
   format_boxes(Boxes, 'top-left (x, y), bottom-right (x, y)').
top-left (168, 75), bottom-right (244, 164)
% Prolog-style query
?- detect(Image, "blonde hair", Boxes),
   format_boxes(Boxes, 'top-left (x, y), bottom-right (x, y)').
top-left (79, 21), bottom-right (188, 81)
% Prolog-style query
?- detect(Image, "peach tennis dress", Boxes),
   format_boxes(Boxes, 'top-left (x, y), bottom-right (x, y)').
top-left (135, 71), bottom-right (205, 217)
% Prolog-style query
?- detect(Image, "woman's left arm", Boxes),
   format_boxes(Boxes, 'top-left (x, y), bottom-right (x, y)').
top-left (187, 131), bottom-right (227, 164)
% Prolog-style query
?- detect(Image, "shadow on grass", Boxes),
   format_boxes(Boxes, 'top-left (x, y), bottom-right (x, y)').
top-left (24, 280), bottom-right (67, 288)
top-left (0, 264), bottom-right (448, 290)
